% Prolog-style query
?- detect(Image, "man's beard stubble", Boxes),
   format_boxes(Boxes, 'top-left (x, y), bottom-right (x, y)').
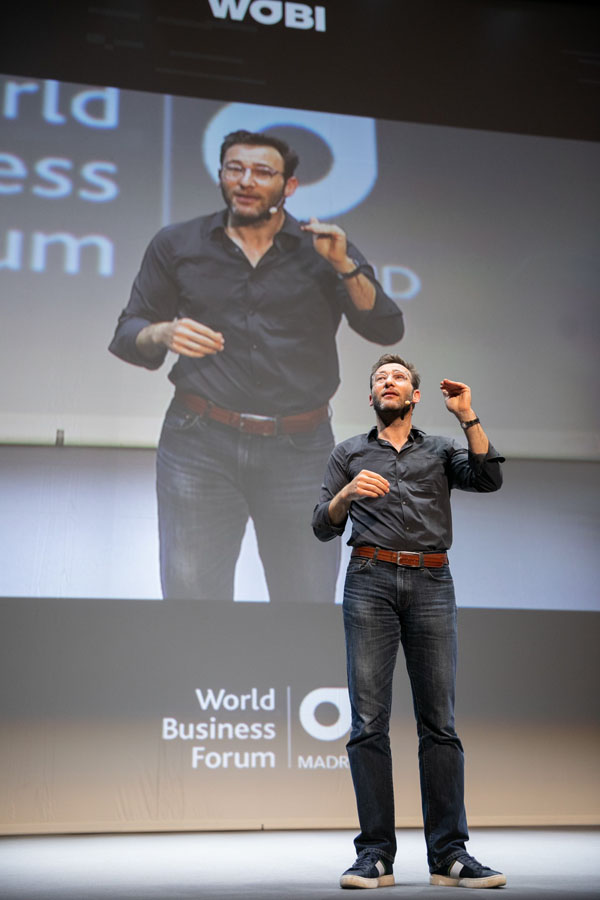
top-left (372, 396), bottom-right (415, 427)
top-left (220, 182), bottom-right (283, 227)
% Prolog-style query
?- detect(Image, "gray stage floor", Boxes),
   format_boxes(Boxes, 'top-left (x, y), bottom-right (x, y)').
top-left (0, 828), bottom-right (598, 899)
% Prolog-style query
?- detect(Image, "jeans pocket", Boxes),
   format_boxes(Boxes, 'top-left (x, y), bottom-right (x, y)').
top-left (163, 402), bottom-right (202, 433)
top-left (422, 565), bottom-right (452, 582)
top-left (282, 419), bottom-right (334, 453)
top-left (347, 556), bottom-right (373, 574)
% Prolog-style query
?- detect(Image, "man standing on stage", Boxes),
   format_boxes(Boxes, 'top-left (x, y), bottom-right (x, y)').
top-left (109, 130), bottom-right (403, 602)
top-left (312, 354), bottom-right (507, 889)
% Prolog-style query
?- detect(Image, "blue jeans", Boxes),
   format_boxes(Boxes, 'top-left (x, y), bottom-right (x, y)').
top-left (156, 399), bottom-right (339, 602)
top-left (343, 555), bottom-right (469, 870)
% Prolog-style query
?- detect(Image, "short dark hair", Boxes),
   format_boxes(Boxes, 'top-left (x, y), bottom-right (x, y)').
top-left (370, 354), bottom-right (420, 391)
top-left (219, 130), bottom-right (299, 180)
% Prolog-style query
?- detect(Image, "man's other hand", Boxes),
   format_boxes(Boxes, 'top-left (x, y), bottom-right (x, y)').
top-left (344, 469), bottom-right (390, 501)
top-left (328, 469), bottom-right (390, 525)
top-left (145, 318), bottom-right (225, 358)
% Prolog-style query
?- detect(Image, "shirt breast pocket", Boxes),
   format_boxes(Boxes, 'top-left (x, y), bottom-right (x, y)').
top-left (175, 258), bottom-right (235, 321)
top-left (405, 454), bottom-right (445, 496)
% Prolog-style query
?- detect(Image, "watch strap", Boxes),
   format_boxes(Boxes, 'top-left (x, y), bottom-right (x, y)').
top-left (337, 259), bottom-right (364, 280)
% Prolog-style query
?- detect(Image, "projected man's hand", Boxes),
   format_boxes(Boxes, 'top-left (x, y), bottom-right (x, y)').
top-left (300, 217), bottom-right (376, 311)
top-left (301, 217), bottom-right (349, 268)
top-left (158, 318), bottom-right (224, 358)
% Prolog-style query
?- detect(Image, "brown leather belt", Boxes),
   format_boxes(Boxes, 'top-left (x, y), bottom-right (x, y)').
top-left (351, 546), bottom-right (448, 568)
top-left (175, 391), bottom-right (328, 437)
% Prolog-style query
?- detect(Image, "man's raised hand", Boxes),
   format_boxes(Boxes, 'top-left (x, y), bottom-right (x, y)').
top-left (440, 379), bottom-right (473, 417)
top-left (301, 217), bottom-right (349, 268)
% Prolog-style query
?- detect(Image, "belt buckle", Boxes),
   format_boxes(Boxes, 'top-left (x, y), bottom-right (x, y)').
top-left (398, 551), bottom-right (423, 567)
top-left (239, 412), bottom-right (277, 435)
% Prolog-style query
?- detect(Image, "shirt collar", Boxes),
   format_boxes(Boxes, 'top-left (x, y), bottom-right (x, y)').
top-left (208, 209), bottom-right (228, 236)
top-left (367, 425), bottom-right (425, 444)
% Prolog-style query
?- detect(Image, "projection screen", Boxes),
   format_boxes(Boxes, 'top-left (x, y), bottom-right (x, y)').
top-left (1, 74), bottom-right (599, 608)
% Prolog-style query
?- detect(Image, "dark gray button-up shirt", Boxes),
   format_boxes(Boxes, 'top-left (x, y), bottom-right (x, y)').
top-left (109, 211), bottom-right (404, 416)
top-left (312, 426), bottom-right (504, 551)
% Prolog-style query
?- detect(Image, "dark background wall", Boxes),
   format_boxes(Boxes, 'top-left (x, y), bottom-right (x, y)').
top-left (4, 0), bottom-right (599, 141)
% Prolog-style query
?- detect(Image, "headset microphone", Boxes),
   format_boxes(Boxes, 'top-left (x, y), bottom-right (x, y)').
top-left (268, 194), bottom-right (286, 216)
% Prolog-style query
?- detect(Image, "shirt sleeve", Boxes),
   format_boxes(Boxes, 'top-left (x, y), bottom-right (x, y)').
top-left (336, 241), bottom-right (405, 346)
top-left (446, 440), bottom-right (505, 493)
top-left (311, 444), bottom-right (352, 542)
top-left (108, 229), bottom-right (180, 369)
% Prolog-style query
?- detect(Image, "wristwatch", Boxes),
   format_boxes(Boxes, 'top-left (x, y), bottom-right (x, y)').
top-left (460, 417), bottom-right (480, 430)
top-left (337, 258), bottom-right (363, 280)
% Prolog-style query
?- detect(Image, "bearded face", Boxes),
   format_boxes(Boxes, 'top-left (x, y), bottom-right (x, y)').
top-left (370, 364), bottom-right (419, 425)
top-left (219, 144), bottom-right (287, 226)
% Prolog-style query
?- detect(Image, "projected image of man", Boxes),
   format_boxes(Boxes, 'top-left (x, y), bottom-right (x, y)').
top-left (312, 354), bottom-right (507, 888)
top-left (109, 130), bottom-right (404, 602)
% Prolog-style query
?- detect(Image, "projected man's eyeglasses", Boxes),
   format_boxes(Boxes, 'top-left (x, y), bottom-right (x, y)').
top-left (221, 162), bottom-right (285, 183)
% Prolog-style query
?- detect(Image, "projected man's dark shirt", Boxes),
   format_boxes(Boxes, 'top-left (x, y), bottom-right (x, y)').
top-left (109, 211), bottom-right (404, 415)
top-left (312, 427), bottom-right (504, 551)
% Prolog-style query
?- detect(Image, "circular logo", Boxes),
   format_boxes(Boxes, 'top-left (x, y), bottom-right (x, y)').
top-left (299, 687), bottom-right (352, 741)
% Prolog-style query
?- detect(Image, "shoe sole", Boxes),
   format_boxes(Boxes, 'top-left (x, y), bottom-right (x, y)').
top-left (430, 873), bottom-right (507, 888)
top-left (340, 873), bottom-right (395, 889)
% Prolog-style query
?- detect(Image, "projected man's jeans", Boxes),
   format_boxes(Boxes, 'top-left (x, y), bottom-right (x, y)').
top-left (156, 399), bottom-right (339, 602)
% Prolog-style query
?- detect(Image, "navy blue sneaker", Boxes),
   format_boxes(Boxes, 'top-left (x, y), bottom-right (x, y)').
top-left (340, 849), bottom-right (395, 889)
top-left (430, 853), bottom-right (506, 888)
